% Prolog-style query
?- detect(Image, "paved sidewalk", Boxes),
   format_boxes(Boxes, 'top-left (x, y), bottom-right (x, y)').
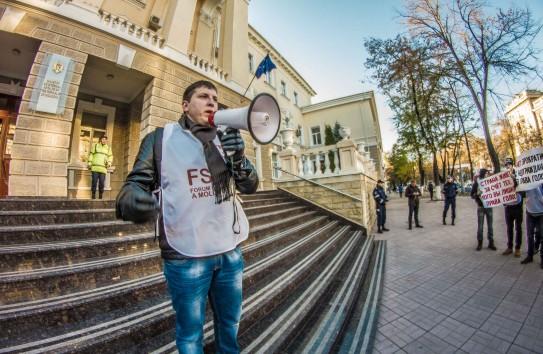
top-left (373, 196), bottom-right (543, 354)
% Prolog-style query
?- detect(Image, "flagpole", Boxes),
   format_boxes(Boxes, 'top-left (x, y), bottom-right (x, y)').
top-left (243, 73), bottom-right (257, 97)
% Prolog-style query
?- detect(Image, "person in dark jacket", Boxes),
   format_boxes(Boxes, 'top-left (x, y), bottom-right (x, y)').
top-left (405, 179), bottom-right (423, 230)
top-left (373, 179), bottom-right (389, 233)
top-left (520, 184), bottom-right (543, 267)
top-left (441, 175), bottom-right (458, 225)
top-left (471, 168), bottom-right (496, 251)
top-left (427, 181), bottom-right (435, 201)
top-left (116, 80), bottom-right (259, 352)
top-left (398, 184), bottom-right (404, 198)
top-left (502, 158), bottom-right (523, 257)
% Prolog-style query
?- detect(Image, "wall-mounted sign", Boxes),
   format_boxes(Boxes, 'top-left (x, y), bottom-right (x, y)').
top-left (29, 53), bottom-right (75, 114)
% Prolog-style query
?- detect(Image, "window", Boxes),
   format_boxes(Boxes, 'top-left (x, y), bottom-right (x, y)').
top-left (248, 54), bottom-right (254, 73)
top-left (311, 126), bottom-right (322, 146)
top-left (272, 153), bottom-right (280, 179)
top-left (79, 112), bottom-right (107, 163)
top-left (294, 92), bottom-right (299, 106)
top-left (265, 71), bottom-right (274, 86)
top-left (280, 80), bottom-right (288, 96)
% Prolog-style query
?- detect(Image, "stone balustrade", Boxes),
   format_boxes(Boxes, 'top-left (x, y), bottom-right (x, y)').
top-left (187, 52), bottom-right (229, 82)
top-left (98, 10), bottom-right (165, 48)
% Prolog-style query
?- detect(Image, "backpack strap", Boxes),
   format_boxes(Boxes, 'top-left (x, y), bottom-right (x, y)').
top-left (152, 127), bottom-right (164, 243)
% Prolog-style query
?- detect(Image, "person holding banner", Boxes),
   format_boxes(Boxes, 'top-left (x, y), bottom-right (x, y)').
top-left (471, 169), bottom-right (496, 251)
top-left (441, 175), bottom-right (458, 225)
top-left (502, 158), bottom-right (523, 257)
top-left (520, 184), bottom-right (543, 267)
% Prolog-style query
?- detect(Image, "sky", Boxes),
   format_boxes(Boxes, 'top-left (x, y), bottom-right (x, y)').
top-left (248, 0), bottom-right (543, 153)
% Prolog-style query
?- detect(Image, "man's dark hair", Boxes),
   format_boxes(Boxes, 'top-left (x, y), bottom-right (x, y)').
top-left (183, 80), bottom-right (217, 102)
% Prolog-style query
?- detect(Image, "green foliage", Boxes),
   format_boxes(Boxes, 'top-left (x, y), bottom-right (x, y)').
top-left (324, 125), bottom-right (336, 146)
top-left (386, 143), bottom-right (416, 185)
top-left (333, 121), bottom-right (343, 142)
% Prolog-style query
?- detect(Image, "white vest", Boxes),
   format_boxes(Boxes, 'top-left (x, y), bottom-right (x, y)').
top-left (161, 123), bottom-right (249, 257)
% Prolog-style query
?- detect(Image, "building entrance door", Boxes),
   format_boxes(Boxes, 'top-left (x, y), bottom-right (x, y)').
top-left (0, 95), bottom-right (20, 197)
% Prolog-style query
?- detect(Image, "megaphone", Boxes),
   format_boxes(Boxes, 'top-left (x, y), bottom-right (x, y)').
top-left (208, 93), bottom-right (281, 145)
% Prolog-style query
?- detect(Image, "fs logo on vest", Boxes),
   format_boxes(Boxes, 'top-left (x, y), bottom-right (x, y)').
top-left (187, 169), bottom-right (214, 199)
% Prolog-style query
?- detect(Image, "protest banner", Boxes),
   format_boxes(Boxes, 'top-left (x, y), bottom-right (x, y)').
top-left (515, 146), bottom-right (543, 192)
top-left (478, 170), bottom-right (517, 208)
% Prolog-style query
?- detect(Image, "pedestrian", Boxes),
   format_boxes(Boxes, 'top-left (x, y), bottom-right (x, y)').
top-left (471, 168), bottom-right (496, 251)
top-left (398, 184), bottom-right (404, 198)
top-left (520, 183), bottom-right (543, 267)
top-left (441, 175), bottom-right (458, 225)
top-left (88, 134), bottom-right (112, 199)
top-left (116, 80), bottom-right (259, 351)
top-left (373, 179), bottom-right (389, 234)
top-left (405, 179), bottom-right (423, 230)
top-left (502, 158), bottom-right (523, 257)
top-left (427, 180), bottom-right (434, 201)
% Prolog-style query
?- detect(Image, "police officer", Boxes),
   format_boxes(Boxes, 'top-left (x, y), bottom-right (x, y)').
top-left (442, 175), bottom-right (458, 225)
top-left (373, 179), bottom-right (389, 234)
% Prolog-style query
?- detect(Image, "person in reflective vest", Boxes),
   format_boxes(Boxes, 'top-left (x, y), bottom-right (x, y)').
top-left (88, 135), bottom-right (112, 199)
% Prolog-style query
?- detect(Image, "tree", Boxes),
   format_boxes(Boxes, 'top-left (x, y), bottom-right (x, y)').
top-left (332, 121), bottom-right (343, 142)
top-left (401, 0), bottom-right (543, 172)
top-left (324, 124), bottom-right (338, 172)
top-left (386, 143), bottom-right (416, 186)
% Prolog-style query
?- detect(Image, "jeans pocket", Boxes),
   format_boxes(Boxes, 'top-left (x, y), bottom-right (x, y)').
top-left (165, 258), bottom-right (191, 266)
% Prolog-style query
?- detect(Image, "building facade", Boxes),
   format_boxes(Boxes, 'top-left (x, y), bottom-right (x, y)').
top-left (504, 89), bottom-right (543, 157)
top-left (0, 0), bottom-right (383, 203)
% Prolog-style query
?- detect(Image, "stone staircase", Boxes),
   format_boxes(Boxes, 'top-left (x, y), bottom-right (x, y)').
top-left (0, 190), bottom-right (385, 353)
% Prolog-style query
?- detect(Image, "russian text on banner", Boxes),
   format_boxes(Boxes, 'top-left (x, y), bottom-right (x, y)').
top-left (515, 146), bottom-right (543, 192)
top-left (479, 170), bottom-right (517, 208)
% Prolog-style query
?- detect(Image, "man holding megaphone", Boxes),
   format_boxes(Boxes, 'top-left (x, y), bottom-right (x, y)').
top-left (116, 80), bottom-right (259, 352)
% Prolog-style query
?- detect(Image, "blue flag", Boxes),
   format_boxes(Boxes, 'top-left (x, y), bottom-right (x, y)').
top-left (255, 54), bottom-right (276, 79)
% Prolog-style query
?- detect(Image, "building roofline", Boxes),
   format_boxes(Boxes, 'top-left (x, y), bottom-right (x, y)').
top-left (248, 25), bottom-right (317, 96)
top-left (301, 91), bottom-right (375, 113)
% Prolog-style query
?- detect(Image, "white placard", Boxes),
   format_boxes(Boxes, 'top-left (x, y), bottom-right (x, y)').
top-left (478, 170), bottom-right (517, 208)
top-left (515, 146), bottom-right (543, 192)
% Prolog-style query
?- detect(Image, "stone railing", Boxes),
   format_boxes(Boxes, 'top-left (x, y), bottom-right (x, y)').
top-left (278, 139), bottom-right (377, 180)
top-left (98, 10), bottom-right (165, 48)
top-left (187, 52), bottom-right (229, 82)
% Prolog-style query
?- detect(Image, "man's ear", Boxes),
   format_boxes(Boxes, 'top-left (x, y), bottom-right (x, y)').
top-left (182, 100), bottom-right (188, 111)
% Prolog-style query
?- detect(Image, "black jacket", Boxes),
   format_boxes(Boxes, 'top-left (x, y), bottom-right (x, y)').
top-left (470, 179), bottom-right (484, 207)
top-left (442, 182), bottom-right (458, 198)
top-left (116, 125), bottom-right (259, 260)
top-left (405, 184), bottom-right (421, 206)
top-left (373, 185), bottom-right (388, 205)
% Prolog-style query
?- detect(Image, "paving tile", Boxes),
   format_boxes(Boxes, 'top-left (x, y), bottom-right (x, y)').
top-left (503, 287), bottom-right (538, 307)
top-left (377, 317), bottom-right (425, 348)
top-left (507, 344), bottom-right (540, 354)
top-left (465, 292), bottom-right (502, 312)
top-left (429, 318), bottom-right (476, 348)
top-left (493, 300), bottom-right (531, 322)
top-left (479, 313), bottom-right (523, 338)
top-left (476, 282), bottom-right (511, 299)
top-left (450, 303), bottom-right (493, 329)
top-left (460, 330), bottom-right (511, 354)
top-left (403, 332), bottom-right (458, 354)
top-left (402, 305), bottom-right (447, 331)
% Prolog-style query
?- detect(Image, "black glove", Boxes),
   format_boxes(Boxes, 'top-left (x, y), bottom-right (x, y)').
top-left (218, 128), bottom-right (245, 166)
top-left (119, 186), bottom-right (160, 224)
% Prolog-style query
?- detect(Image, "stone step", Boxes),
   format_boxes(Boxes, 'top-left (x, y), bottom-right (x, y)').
top-left (247, 205), bottom-right (309, 227)
top-left (0, 231), bottom-right (154, 269)
top-left (333, 240), bottom-right (386, 353)
top-left (0, 249), bottom-right (162, 304)
top-left (0, 198), bottom-right (115, 211)
top-left (284, 234), bottom-right (375, 353)
top-left (236, 230), bottom-right (365, 354)
top-left (0, 220), bottom-right (154, 245)
top-left (0, 215), bottom-right (332, 337)
top-left (0, 208), bottom-right (117, 226)
top-left (242, 201), bottom-right (299, 216)
top-left (0, 221), bottom-right (350, 352)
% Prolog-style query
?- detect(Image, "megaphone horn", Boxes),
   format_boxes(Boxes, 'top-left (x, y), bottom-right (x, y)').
top-left (208, 93), bottom-right (281, 145)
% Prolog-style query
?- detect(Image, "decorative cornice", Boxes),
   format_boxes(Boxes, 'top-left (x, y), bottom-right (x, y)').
top-left (198, 10), bottom-right (213, 28)
top-left (301, 91), bottom-right (375, 113)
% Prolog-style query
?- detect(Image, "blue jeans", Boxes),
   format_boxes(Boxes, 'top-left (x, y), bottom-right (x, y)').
top-left (163, 247), bottom-right (244, 354)
top-left (477, 206), bottom-right (493, 241)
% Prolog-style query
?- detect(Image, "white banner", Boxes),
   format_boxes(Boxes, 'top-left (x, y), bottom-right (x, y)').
top-left (515, 146), bottom-right (543, 192)
top-left (478, 170), bottom-right (517, 208)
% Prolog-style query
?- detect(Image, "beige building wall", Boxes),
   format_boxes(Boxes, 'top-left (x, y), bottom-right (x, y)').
top-left (504, 89), bottom-right (543, 156)
top-left (301, 92), bottom-right (384, 179)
